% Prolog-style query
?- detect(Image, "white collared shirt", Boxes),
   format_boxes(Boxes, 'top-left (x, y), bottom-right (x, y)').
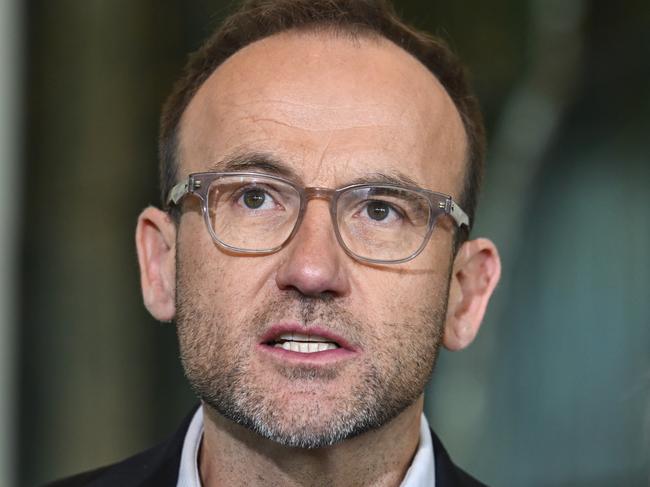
top-left (177, 408), bottom-right (435, 486)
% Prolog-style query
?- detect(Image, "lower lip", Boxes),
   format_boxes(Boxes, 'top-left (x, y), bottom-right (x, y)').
top-left (257, 343), bottom-right (357, 364)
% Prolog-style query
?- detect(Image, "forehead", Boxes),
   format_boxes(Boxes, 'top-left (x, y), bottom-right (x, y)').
top-left (179, 31), bottom-right (467, 195)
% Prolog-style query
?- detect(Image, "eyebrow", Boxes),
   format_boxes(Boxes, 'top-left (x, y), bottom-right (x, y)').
top-left (207, 152), bottom-right (300, 181)
top-left (346, 172), bottom-right (423, 189)
top-left (205, 151), bottom-right (424, 189)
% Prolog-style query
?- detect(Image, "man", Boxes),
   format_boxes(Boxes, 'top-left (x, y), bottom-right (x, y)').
top-left (49, 0), bottom-right (501, 485)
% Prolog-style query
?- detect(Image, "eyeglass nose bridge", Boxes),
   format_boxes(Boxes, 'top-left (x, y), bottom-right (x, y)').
top-left (302, 186), bottom-right (337, 201)
top-left (286, 184), bottom-right (409, 266)
top-left (287, 186), bottom-right (342, 250)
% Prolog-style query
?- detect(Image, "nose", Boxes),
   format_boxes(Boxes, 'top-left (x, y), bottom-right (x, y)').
top-left (275, 201), bottom-right (351, 297)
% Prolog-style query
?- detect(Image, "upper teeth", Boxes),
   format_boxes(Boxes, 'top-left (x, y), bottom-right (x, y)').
top-left (278, 333), bottom-right (331, 342)
top-left (274, 333), bottom-right (339, 353)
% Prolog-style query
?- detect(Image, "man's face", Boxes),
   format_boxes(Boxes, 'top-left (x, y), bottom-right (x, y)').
top-left (174, 31), bottom-right (468, 447)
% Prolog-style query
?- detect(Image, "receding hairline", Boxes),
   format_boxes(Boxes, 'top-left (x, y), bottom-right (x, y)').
top-left (176, 26), bottom-right (469, 180)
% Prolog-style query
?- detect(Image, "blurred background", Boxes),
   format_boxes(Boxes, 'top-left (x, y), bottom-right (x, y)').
top-left (1, 0), bottom-right (648, 485)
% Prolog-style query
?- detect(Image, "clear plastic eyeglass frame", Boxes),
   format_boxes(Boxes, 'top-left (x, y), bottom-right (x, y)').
top-left (166, 171), bottom-right (470, 264)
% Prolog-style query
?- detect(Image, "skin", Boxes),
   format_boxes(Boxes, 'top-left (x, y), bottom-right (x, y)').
top-left (136, 31), bottom-right (501, 487)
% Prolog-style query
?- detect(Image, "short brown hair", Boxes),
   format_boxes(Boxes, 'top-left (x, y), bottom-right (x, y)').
top-left (159, 0), bottom-right (485, 231)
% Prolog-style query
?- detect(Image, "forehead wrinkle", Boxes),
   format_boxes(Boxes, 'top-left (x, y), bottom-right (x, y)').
top-left (228, 96), bottom-right (390, 112)
top-left (226, 98), bottom-right (402, 133)
top-left (234, 113), bottom-right (397, 134)
top-left (311, 131), bottom-right (336, 184)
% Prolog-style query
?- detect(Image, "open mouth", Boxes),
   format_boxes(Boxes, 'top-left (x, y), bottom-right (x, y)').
top-left (266, 332), bottom-right (341, 354)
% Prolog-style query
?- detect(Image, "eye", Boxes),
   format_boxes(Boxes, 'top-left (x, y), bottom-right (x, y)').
top-left (362, 200), bottom-right (402, 223)
top-left (236, 187), bottom-right (278, 211)
top-left (366, 201), bottom-right (391, 221)
top-left (242, 188), bottom-right (267, 209)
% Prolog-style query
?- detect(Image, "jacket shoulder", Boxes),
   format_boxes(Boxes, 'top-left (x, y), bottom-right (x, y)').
top-left (42, 407), bottom-right (197, 487)
top-left (430, 428), bottom-right (489, 487)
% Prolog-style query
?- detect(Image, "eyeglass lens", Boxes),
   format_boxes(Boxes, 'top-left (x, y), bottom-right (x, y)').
top-left (206, 174), bottom-right (433, 261)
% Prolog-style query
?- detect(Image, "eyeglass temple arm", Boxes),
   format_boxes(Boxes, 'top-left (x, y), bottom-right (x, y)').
top-left (166, 181), bottom-right (190, 207)
top-left (448, 199), bottom-right (470, 228)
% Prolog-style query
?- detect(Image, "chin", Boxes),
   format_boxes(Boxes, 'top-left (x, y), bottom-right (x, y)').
top-left (199, 371), bottom-right (414, 450)
top-left (217, 396), bottom-right (383, 449)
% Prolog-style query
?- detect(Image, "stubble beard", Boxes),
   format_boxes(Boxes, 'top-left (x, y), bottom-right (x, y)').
top-left (175, 267), bottom-right (449, 449)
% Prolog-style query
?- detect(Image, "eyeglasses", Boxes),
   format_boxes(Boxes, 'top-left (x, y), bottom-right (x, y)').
top-left (166, 172), bottom-right (469, 264)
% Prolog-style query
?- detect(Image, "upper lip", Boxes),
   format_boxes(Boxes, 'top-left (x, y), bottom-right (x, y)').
top-left (260, 323), bottom-right (358, 352)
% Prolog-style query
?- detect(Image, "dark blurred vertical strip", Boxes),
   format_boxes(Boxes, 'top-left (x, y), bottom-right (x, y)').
top-left (18, 1), bottom-right (222, 485)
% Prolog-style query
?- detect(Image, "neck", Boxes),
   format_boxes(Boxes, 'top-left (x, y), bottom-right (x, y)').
top-left (198, 397), bottom-right (424, 487)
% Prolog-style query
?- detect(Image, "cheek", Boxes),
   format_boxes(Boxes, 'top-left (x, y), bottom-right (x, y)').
top-left (352, 267), bottom-right (449, 343)
top-left (177, 218), bottom-right (234, 310)
top-left (175, 248), bottom-right (252, 366)
top-left (176, 221), bottom-right (278, 326)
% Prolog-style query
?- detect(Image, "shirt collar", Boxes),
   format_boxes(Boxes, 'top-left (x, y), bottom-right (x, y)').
top-left (400, 413), bottom-right (436, 487)
top-left (176, 406), bottom-right (203, 487)
top-left (176, 407), bottom-right (435, 487)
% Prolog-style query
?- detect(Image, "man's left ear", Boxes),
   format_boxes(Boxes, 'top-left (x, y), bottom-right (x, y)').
top-left (444, 237), bottom-right (501, 351)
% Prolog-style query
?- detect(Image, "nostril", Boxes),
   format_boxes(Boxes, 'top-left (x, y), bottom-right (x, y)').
top-left (276, 263), bottom-right (342, 296)
top-left (275, 244), bottom-right (349, 298)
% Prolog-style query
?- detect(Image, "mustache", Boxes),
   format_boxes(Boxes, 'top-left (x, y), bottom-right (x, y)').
top-left (248, 291), bottom-right (366, 342)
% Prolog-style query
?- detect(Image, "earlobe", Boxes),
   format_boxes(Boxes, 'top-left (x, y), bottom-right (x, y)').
top-left (443, 238), bottom-right (501, 351)
top-left (135, 206), bottom-right (177, 322)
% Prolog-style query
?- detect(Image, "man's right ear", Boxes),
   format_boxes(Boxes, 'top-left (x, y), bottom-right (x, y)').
top-left (135, 206), bottom-right (177, 322)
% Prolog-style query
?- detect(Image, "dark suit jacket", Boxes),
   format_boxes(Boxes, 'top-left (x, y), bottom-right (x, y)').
top-left (45, 408), bottom-right (487, 487)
